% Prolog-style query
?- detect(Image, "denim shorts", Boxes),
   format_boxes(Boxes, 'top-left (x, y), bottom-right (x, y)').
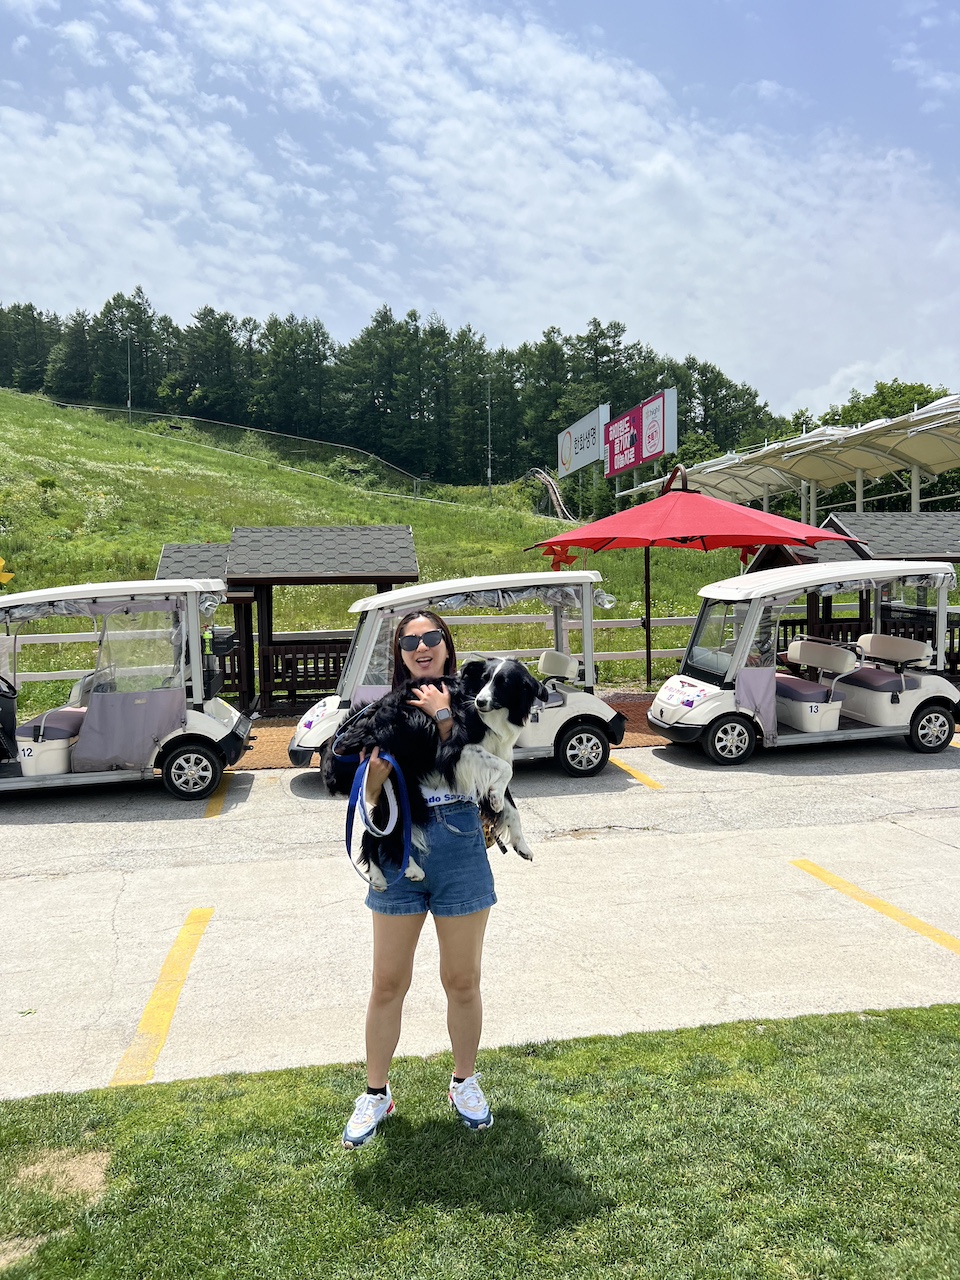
top-left (365, 801), bottom-right (497, 918)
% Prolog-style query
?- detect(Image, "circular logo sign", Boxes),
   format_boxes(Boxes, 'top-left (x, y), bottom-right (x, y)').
top-left (560, 430), bottom-right (573, 471)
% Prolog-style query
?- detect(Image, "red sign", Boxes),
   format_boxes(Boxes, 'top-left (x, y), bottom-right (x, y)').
top-left (603, 390), bottom-right (672, 479)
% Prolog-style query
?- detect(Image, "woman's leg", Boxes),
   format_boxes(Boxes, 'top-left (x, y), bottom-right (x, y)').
top-left (365, 911), bottom-right (427, 1088)
top-left (434, 908), bottom-right (490, 1079)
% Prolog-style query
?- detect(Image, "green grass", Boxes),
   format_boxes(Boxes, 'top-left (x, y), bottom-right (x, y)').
top-left (2, 1007), bottom-right (960, 1278)
top-left (0, 389), bottom-right (742, 715)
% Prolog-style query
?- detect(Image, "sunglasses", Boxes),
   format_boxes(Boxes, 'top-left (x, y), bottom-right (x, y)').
top-left (398, 629), bottom-right (444, 652)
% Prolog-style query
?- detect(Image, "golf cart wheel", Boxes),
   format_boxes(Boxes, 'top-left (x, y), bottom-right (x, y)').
top-left (906, 704), bottom-right (955, 754)
top-left (703, 714), bottom-right (756, 765)
top-left (161, 742), bottom-right (224, 800)
top-left (555, 722), bottom-right (610, 777)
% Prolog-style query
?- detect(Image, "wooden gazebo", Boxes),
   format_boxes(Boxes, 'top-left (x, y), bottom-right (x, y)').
top-left (157, 526), bottom-right (419, 714)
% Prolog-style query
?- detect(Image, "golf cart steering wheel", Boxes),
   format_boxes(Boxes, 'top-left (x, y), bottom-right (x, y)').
top-left (0, 675), bottom-right (16, 698)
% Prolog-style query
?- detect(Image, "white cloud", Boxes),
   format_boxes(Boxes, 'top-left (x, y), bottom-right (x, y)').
top-left (737, 78), bottom-right (808, 107)
top-left (1, 0), bottom-right (58, 18)
top-left (55, 19), bottom-right (106, 65)
top-left (894, 45), bottom-right (960, 108)
top-left (115, 0), bottom-right (157, 21)
top-left (1, 0), bottom-right (959, 415)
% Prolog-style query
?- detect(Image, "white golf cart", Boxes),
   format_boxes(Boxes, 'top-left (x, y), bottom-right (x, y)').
top-left (0, 578), bottom-right (253, 799)
top-left (648, 559), bottom-right (960, 764)
top-left (287, 570), bottom-right (626, 777)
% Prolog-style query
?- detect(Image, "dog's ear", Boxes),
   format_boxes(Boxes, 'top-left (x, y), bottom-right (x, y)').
top-left (459, 659), bottom-right (486, 695)
top-left (535, 680), bottom-right (551, 704)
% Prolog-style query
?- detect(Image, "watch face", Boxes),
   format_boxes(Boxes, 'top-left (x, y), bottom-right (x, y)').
top-left (435, 708), bottom-right (452, 722)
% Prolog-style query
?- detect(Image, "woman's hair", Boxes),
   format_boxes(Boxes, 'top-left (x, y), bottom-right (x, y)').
top-left (391, 610), bottom-right (457, 688)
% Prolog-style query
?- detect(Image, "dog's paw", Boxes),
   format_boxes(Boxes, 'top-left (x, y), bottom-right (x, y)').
top-left (404, 857), bottom-right (425, 881)
top-left (486, 787), bottom-right (505, 814)
top-left (368, 865), bottom-right (389, 892)
top-left (513, 839), bottom-right (534, 862)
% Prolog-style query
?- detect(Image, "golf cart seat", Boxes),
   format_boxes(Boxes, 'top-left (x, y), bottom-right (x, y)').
top-left (775, 640), bottom-right (855, 732)
top-left (833, 633), bottom-right (928, 695)
top-left (537, 650), bottom-right (578, 707)
top-left (15, 706), bottom-right (87, 777)
top-left (777, 640), bottom-right (856, 702)
top-left (538, 650), bottom-right (578, 680)
top-left (16, 706), bottom-right (87, 742)
top-left (858, 633), bottom-right (932, 669)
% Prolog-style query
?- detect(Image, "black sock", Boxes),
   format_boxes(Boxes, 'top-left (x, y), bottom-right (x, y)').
top-left (452, 1075), bottom-right (466, 1085)
top-left (366, 1085), bottom-right (388, 1096)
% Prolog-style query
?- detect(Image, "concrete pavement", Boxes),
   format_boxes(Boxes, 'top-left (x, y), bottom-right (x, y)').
top-left (4, 738), bottom-right (960, 1098)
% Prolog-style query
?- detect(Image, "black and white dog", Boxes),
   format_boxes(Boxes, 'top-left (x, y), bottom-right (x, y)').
top-left (324, 657), bottom-right (549, 890)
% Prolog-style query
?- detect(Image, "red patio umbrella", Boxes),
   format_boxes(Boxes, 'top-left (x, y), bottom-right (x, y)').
top-left (528, 466), bottom-right (852, 683)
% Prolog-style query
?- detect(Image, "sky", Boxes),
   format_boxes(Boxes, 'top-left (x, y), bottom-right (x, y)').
top-left (1, 0), bottom-right (958, 416)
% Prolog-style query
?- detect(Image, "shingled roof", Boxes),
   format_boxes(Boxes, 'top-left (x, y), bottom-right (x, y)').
top-left (157, 526), bottom-right (418, 587)
top-left (821, 513), bottom-right (960, 561)
top-left (748, 511), bottom-right (960, 573)
top-left (156, 543), bottom-right (229, 579)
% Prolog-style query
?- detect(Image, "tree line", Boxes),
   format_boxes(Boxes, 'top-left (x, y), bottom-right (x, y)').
top-left (0, 288), bottom-right (796, 488)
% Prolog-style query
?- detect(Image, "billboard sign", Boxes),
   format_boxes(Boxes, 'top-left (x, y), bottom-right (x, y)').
top-left (603, 388), bottom-right (678, 479)
top-left (557, 404), bottom-right (609, 477)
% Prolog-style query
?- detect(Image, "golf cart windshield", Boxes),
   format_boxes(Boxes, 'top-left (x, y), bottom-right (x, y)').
top-left (682, 600), bottom-right (752, 684)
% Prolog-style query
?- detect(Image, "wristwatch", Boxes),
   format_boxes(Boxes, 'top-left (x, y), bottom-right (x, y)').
top-left (434, 708), bottom-right (452, 724)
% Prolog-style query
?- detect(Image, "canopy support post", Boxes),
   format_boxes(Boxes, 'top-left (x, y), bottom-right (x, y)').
top-left (644, 544), bottom-right (653, 689)
top-left (911, 465), bottom-right (920, 513)
top-left (855, 469), bottom-right (864, 513)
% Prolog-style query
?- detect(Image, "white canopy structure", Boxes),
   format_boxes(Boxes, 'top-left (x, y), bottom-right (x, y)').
top-left (625, 394), bottom-right (960, 522)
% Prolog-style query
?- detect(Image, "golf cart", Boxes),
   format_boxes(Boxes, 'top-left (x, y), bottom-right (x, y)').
top-left (287, 570), bottom-right (626, 777)
top-left (0, 578), bottom-right (252, 799)
top-left (648, 559), bottom-right (960, 764)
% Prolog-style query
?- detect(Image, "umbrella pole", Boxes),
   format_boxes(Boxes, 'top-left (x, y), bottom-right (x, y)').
top-left (644, 544), bottom-right (652, 689)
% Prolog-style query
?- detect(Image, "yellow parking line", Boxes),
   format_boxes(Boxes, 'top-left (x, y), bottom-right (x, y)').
top-left (110, 908), bottom-right (215, 1086)
top-left (610, 755), bottom-right (662, 790)
top-left (204, 775), bottom-right (231, 818)
top-left (792, 859), bottom-right (960, 958)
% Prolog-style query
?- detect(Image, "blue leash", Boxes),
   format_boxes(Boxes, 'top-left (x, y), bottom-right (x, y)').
top-left (344, 750), bottom-right (414, 890)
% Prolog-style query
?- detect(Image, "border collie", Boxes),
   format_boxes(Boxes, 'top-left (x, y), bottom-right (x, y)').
top-left (324, 657), bottom-right (549, 890)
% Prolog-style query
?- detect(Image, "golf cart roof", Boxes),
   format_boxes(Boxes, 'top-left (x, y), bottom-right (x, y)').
top-left (348, 570), bottom-right (603, 615)
top-left (699, 559), bottom-right (956, 604)
top-left (0, 578), bottom-right (226, 625)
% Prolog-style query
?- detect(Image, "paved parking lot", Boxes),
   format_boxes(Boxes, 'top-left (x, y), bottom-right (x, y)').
top-left (4, 739), bottom-right (960, 1099)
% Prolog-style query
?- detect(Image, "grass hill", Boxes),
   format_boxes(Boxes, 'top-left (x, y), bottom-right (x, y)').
top-left (0, 389), bottom-right (740, 687)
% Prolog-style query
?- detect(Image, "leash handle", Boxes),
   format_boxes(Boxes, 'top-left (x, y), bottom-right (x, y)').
top-left (345, 750), bottom-right (413, 890)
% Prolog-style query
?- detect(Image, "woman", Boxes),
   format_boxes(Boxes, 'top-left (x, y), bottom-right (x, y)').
top-left (341, 609), bottom-right (496, 1149)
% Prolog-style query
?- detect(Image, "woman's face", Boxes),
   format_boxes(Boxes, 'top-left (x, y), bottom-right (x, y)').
top-left (398, 615), bottom-right (449, 681)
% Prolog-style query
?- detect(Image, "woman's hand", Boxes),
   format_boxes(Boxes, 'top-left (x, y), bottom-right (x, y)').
top-left (361, 745), bottom-right (393, 806)
top-left (407, 682), bottom-right (454, 738)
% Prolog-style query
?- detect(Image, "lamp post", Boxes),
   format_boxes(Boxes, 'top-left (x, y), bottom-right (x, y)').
top-left (125, 330), bottom-right (132, 425)
top-left (483, 372), bottom-right (492, 498)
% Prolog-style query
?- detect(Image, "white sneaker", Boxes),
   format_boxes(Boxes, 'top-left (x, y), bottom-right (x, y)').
top-left (448, 1073), bottom-right (493, 1130)
top-left (342, 1086), bottom-right (394, 1148)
